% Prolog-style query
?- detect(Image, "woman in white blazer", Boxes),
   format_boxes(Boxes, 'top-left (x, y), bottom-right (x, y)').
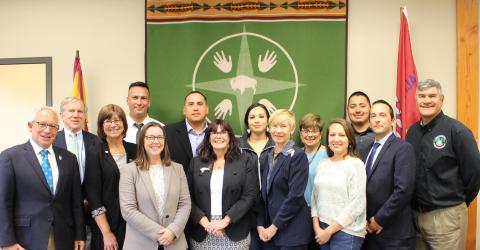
top-left (119, 122), bottom-right (191, 250)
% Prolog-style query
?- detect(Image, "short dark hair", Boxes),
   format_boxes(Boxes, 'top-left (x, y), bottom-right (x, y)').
top-left (372, 99), bottom-right (394, 119)
top-left (97, 104), bottom-right (128, 140)
top-left (129, 81), bottom-right (150, 93)
top-left (326, 118), bottom-right (358, 158)
top-left (135, 122), bottom-right (172, 170)
top-left (347, 91), bottom-right (371, 107)
top-left (244, 103), bottom-right (270, 131)
top-left (198, 119), bottom-right (241, 163)
top-left (184, 90), bottom-right (208, 105)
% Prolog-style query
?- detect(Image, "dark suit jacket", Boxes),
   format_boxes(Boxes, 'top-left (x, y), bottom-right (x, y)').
top-left (54, 129), bottom-right (101, 224)
top-left (0, 142), bottom-right (85, 250)
top-left (165, 120), bottom-right (194, 172)
top-left (187, 154), bottom-right (259, 242)
top-left (364, 134), bottom-right (416, 247)
top-left (257, 145), bottom-right (312, 247)
top-left (84, 140), bottom-right (136, 238)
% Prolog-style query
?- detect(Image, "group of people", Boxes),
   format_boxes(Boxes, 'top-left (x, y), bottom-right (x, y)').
top-left (0, 79), bottom-right (479, 250)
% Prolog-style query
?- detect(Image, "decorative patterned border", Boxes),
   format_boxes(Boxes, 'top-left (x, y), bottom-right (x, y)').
top-left (146, 0), bottom-right (347, 22)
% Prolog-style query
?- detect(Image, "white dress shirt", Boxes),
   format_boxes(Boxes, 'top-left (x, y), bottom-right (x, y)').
top-left (125, 115), bottom-right (164, 144)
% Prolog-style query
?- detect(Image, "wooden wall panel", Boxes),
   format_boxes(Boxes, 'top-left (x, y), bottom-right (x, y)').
top-left (456, 0), bottom-right (478, 249)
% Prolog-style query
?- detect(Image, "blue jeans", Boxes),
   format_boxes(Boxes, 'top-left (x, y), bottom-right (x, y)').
top-left (319, 222), bottom-right (363, 250)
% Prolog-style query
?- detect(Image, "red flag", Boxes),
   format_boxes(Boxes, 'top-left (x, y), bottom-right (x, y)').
top-left (71, 50), bottom-right (89, 131)
top-left (395, 7), bottom-right (419, 139)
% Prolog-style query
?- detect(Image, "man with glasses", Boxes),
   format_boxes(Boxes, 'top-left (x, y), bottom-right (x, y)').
top-left (54, 97), bottom-right (100, 250)
top-left (0, 107), bottom-right (85, 250)
top-left (125, 81), bottom-right (164, 144)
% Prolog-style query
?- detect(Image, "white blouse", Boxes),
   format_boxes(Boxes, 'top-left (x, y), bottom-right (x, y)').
top-left (149, 164), bottom-right (166, 217)
top-left (210, 169), bottom-right (224, 216)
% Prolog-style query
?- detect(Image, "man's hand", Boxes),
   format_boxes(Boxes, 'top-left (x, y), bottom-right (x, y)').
top-left (3, 243), bottom-right (25, 250)
top-left (368, 217), bottom-right (383, 234)
top-left (74, 240), bottom-right (85, 250)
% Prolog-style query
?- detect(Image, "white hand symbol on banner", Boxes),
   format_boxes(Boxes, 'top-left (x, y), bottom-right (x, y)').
top-left (213, 50), bottom-right (232, 73)
top-left (214, 99), bottom-right (233, 119)
top-left (258, 99), bottom-right (277, 114)
top-left (258, 50), bottom-right (277, 73)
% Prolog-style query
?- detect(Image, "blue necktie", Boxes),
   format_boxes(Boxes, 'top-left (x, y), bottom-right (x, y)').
top-left (39, 149), bottom-right (54, 193)
top-left (365, 143), bottom-right (381, 176)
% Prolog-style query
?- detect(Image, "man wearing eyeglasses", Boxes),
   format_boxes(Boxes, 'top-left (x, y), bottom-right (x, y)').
top-left (54, 97), bottom-right (100, 250)
top-left (0, 107), bottom-right (85, 250)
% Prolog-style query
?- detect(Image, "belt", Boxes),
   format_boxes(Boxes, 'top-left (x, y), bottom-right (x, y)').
top-left (415, 205), bottom-right (439, 213)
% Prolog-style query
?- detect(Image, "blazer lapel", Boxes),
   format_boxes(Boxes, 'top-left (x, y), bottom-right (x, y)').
top-left (367, 134), bottom-right (395, 180)
top-left (54, 130), bottom-right (67, 149)
top-left (53, 147), bottom-right (66, 197)
top-left (23, 142), bottom-right (53, 195)
top-left (163, 166), bottom-right (172, 205)
top-left (102, 143), bottom-right (121, 178)
top-left (176, 121), bottom-right (193, 160)
top-left (138, 167), bottom-right (160, 217)
top-left (267, 154), bottom-right (287, 194)
top-left (222, 161), bottom-right (237, 199)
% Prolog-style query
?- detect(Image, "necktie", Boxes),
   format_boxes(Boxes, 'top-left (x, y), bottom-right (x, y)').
top-left (365, 142), bottom-right (380, 176)
top-left (39, 149), bottom-right (54, 193)
top-left (134, 123), bottom-right (144, 143)
top-left (68, 133), bottom-right (83, 182)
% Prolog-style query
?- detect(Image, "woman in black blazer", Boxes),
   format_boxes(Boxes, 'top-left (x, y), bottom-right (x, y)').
top-left (84, 104), bottom-right (136, 250)
top-left (187, 119), bottom-right (259, 250)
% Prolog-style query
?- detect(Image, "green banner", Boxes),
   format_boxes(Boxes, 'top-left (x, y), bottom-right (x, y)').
top-left (147, 11), bottom-right (346, 136)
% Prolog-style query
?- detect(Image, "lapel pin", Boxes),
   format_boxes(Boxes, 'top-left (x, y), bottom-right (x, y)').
top-left (58, 155), bottom-right (62, 161)
top-left (200, 167), bottom-right (210, 175)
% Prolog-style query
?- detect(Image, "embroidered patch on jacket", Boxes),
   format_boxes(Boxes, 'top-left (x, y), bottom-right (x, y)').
top-left (433, 135), bottom-right (447, 149)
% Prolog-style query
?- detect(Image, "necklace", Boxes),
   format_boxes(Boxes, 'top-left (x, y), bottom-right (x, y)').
top-left (305, 144), bottom-right (322, 165)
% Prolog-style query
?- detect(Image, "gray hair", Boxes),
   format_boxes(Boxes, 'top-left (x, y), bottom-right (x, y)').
top-left (416, 79), bottom-right (443, 96)
top-left (59, 97), bottom-right (87, 113)
top-left (29, 106), bottom-right (59, 123)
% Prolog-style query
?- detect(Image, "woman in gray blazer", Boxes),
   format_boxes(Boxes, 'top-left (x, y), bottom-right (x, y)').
top-left (119, 122), bottom-right (191, 250)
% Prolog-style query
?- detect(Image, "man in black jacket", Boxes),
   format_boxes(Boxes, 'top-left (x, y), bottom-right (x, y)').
top-left (406, 79), bottom-right (480, 250)
top-left (165, 91), bottom-right (209, 172)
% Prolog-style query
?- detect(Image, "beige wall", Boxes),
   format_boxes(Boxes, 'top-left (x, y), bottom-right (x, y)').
top-left (348, 0), bottom-right (456, 117)
top-left (0, 0), bottom-right (145, 135)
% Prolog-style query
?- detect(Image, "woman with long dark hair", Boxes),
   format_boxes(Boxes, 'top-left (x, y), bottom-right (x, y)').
top-left (187, 119), bottom-right (258, 249)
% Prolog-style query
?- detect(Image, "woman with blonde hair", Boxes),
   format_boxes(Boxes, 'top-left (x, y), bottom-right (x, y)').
top-left (256, 109), bottom-right (312, 249)
top-left (119, 122), bottom-right (191, 250)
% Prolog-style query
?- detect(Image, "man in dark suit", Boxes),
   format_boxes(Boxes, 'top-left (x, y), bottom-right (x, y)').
top-left (165, 91), bottom-right (209, 171)
top-left (0, 107), bottom-right (85, 250)
top-left (54, 97), bottom-right (100, 250)
top-left (363, 100), bottom-right (416, 250)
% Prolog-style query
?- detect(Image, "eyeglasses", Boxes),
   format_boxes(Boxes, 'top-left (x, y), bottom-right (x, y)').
top-left (301, 128), bottom-right (320, 135)
top-left (33, 121), bottom-right (59, 131)
top-left (211, 130), bottom-right (228, 136)
top-left (145, 135), bottom-right (165, 142)
top-left (103, 119), bottom-right (122, 125)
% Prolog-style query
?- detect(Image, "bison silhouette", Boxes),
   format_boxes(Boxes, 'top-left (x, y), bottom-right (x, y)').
top-left (230, 75), bottom-right (257, 95)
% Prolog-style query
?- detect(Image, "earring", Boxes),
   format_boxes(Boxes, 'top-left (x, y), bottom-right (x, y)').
top-left (266, 127), bottom-right (270, 133)
top-left (247, 128), bottom-right (251, 134)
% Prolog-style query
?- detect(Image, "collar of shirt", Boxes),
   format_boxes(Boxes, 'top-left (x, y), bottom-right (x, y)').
top-left (374, 132), bottom-right (392, 146)
top-left (185, 119), bottom-right (208, 135)
top-left (63, 127), bottom-right (83, 141)
top-left (354, 126), bottom-right (373, 136)
top-left (278, 140), bottom-right (296, 156)
top-left (420, 111), bottom-right (444, 130)
top-left (30, 138), bottom-right (54, 155)
top-left (127, 115), bottom-right (150, 128)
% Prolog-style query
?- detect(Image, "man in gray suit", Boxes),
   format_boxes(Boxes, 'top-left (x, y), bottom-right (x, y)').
top-left (0, 107), bottom-right (85, 250)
